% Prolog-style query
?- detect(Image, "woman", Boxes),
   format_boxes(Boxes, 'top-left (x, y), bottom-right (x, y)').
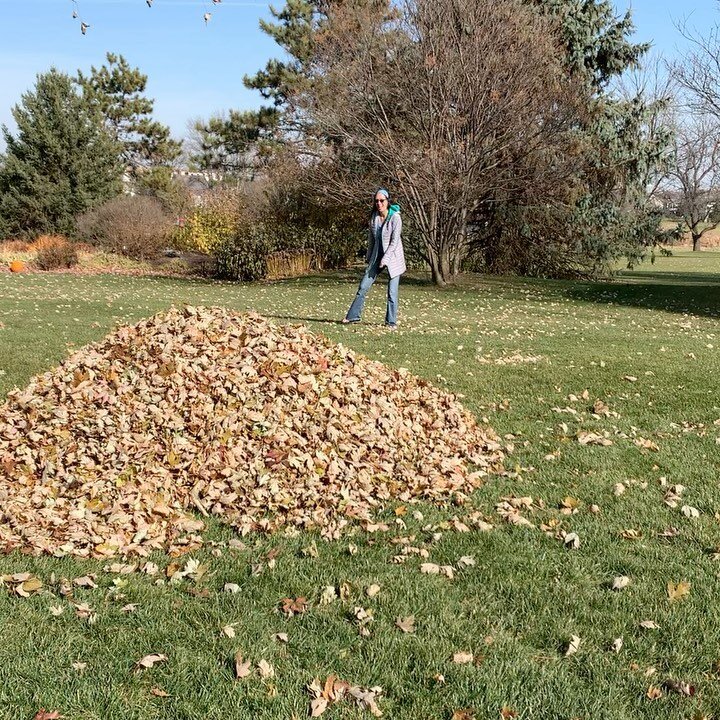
top-left (342, 188), bottom-right (406, 329)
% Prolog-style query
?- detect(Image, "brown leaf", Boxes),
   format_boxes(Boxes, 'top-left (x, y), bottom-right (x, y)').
top-left (451, 710), bottom-right (476, 720)
top-left (135, 653), bottom-right (167, 671)
top-left (281, 596), bottom-right (308, 616)
top-left (646, 685), bottom-right (664, 700)
top-left (310, 696), bottom-right (328, 717)
top-left (150, 687), bottom-right (170, 697)
top-left (234, 652), bottom-right (252, 679)
top-left (395, 616), bottom-right (416, 633)
top-left (33, 711), bottom-right (62, 720)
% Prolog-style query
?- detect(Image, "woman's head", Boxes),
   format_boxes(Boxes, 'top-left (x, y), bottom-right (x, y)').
top-left (373, 188), bottom-right (390, 214)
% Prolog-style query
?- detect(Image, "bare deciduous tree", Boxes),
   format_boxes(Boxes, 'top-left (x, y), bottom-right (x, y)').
top-left (665, 116), bottom-right (720, 251)
top-left (672, 22), bottom-right (720, 118)
top-left (299, 0), bottom-right (586, 285)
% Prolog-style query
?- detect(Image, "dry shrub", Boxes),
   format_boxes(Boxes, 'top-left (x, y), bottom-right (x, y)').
top-left (77, 195), bottom-right (174, 260)
top-left (1, 240), bottom-right (31, 252)
top-left (266, 249), bottom-right (314, 279)
top-left (33, 235), bottom-right (79, 270)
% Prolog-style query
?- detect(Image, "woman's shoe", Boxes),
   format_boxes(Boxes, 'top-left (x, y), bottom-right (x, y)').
top-left (384, 323), bottom-right (397, 331)
top-left (341, 318), bottom-right (360, 324)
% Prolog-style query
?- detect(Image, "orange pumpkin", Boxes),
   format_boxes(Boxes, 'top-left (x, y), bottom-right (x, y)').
top-left (9, 260), bottom-right (27, 273)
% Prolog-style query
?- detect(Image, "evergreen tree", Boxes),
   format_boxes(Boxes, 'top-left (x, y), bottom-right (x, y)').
top-left (77, 52), bottom-right (182, 170)
top-left (0, 69), bottom-right (123, 238)
top-left (243, 0), bottom-right (318, 110)
top-left (189, 107), bottom-right (280, 180)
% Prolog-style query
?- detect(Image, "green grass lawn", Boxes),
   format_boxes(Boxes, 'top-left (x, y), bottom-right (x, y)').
top-left (0, 252), bottom-right (719, 720)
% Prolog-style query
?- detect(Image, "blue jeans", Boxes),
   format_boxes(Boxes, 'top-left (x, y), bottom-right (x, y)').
top-left (345, 260), bottom-right (400, 326)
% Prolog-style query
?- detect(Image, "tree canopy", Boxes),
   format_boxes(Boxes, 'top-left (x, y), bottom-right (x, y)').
top-left (77, 52), bottom-right (182, 170)
top-left (0, 69), bottom-right (123, 238)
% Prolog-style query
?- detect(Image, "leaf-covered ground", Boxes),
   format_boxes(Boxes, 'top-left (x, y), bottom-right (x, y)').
top-left (1, 251), bottom-right (719, 720)
top-left (0, 306), bottom-right (502, 556)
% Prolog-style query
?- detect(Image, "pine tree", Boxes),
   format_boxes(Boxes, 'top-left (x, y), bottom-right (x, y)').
top-left (77, 53), bottom-right (182, 170)
top-left (0, 69), bottom-right (123, 238)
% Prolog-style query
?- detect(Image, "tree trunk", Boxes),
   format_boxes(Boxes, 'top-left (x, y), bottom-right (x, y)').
top-left (693, 234), bottom-right (701, 252)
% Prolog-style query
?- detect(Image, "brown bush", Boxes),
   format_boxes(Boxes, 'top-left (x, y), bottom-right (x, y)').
top-left (33, 235), bottom-right (79, 270)
top-left (1, 240), bottom-right (31, 252)
top-left (77, 195), bottom-right (174, 260)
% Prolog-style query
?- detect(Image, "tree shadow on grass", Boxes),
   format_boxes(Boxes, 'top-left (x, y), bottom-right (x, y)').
top-left (566, 270), bottom-right (720, 319)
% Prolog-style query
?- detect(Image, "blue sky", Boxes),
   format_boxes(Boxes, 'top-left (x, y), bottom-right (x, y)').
top-left (0, 0), bottom-right (719, 148)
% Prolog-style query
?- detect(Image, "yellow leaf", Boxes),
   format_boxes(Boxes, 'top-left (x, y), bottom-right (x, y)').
top-left (667, 580), bottom-right (691, 603)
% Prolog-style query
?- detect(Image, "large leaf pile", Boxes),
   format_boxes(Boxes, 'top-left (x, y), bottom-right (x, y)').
top-left (0, 307), bottom-right (504, 558)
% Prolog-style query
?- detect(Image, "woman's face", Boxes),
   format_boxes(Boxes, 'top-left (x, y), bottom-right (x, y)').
top-left (374, 194), bottom-right (389, 214)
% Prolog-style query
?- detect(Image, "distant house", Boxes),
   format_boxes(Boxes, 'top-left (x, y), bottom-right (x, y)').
top-left (172, 170), bottom-right (212, 204)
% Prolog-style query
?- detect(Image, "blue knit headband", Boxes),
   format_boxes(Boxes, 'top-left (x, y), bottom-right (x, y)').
top-left (376, 188), bottom-right (389, 199)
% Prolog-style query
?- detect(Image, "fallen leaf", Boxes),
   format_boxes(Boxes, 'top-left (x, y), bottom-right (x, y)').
top-left (646, 685), bottom-right (663, 700)
top-left (234, 652), bottom-right (252, 679)
top-left (222, 625), bottom-right (236, 638)
top-left (452, 651), bottom-right (474, 664)
top-left (640, 620), bottom-right (660, 630)
top-left (150, 687), bottom-right (170, 697)
top-left (565, 635), bottom-right (581, 657)
top-left (257, 659), bottom-right (275, 679)
top-left (135, 653), bottom-right (167, 671)
top-left (612, 576), bottom-right (631, 591)
top-left (273, 632), bottom-right (289, 643)
top-left (451, 710), bottom-right (476, 720)
top-left (395, 616), bottom-right (415, 633)
top-left (310, 696), bottom-right (328, 717)
top-left (347, 685), bottom-right (383, 717)
top-left (667, 581), bottom-right (691, 603)
top-left (563, 532), bottom-right (580, 550)
top-left (224, 583), bottom-right (240, 594)
top-left (281, 596), bottom-right (307, 616)
top-left (73, 575), bottom-right (97, 589)
top-left (33, 711), bottom-right (61, 720)
top-left (17, 577), bottom-right (43, 596)
top-left (366, 584), bottom-right (381, 598)
top-left (611, 637), bottom-right (623, 653)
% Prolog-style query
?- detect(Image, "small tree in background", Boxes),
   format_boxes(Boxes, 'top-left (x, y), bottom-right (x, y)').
top-left (0, 69), bottom-right (123, 238)
top-left (665, 116), bottom-right (720, 252)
